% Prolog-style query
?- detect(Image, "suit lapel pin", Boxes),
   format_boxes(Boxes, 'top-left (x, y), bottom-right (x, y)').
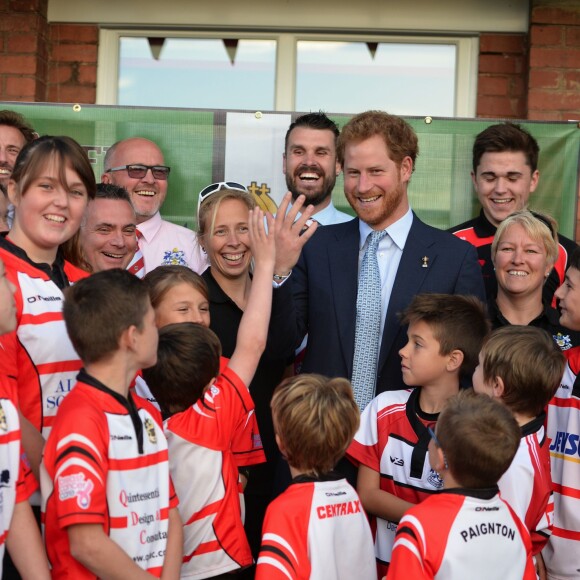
top-left (422, 256), bottom-right (429, 268)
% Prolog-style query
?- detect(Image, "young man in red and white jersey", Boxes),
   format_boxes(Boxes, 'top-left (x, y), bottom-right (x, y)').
top-left (142, 207), bottom-right (273, 579)
top-left (256, 374), bottom-right (375, 580)
top-left (347, 294), bottom-right (489, 578)
top-left (545, 247), bottom-right (580, 579)
top-left (0, 256), bottom-right (50, 578)
top-left (41, 269), bottom-right (182, 579)
top-left (387, 390), bottom-right (536, 580)
top-left (472, 325), bottom-right (566, 576)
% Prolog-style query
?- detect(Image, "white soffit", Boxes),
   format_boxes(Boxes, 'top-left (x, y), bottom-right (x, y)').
top-left (47, 0), bottom-right (529, 34)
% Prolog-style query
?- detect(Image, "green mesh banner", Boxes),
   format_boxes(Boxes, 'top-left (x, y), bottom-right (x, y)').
top-left (4, 103), bottom-right (579, 237)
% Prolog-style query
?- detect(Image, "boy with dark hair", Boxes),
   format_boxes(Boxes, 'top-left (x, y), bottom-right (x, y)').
top-left (41, 269), bottom-right (182, 579)
top-left (449, 121), bottom-right (577, 303)
top-left (473, 326), bottom-right (565, 570)
top-left (347, 293), bottom-right (489, 577)
top-left (387, 390), bottom-right (536, 580)
top-left (142, 207), bottom-right (274, 578)
top-left (544, 247), bottom-right (580, 578)
top-left (256, 374), bottom-right (375, 580)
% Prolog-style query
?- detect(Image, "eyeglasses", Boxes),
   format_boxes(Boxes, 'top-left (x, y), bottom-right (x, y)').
top-left (427, 425), bottom-right (449, 469)
top-left (106, 164), bottom-right (171, 180)
top-left (197, 181), bottom-right (248, 214)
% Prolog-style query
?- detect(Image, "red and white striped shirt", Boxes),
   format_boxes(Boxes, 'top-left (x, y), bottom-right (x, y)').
top-left (164, 365), bottom-right (264, 578)
top-left (387, 488), bottom-right (536, 580)
top-left (498, 413), bottom-right (553, 554)
top-left (0, 238), bottom-right (87, 438)
top-left (544, 346), bottom-right (580, 579)
top-left (256, 476), bottom-right (376, 580)
top-left (347, 388), bottom-right (443, 576)
top-left (0, 371), bottom-right (37, 566)
top-left (41, 371), bottom-right (177, 579)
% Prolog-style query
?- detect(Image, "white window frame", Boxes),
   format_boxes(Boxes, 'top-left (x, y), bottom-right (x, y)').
top-left (97, 29), bottom-right (479, 117)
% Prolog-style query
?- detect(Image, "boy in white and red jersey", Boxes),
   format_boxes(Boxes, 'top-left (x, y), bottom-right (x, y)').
top-left (545, 247), bottom-right (580, 579)
top-left (472, 325), bottom-right (565, 574)
top-left (347, 293), bottom-right (489, 578)
top-left (387, 390), bottom-right (536, 580)
top-left (0, 257), bottom-right (50, 578)
top-left (256, 374), bottom-right (376, 580)
top-left (41, 269), bottom-right (182, 579)
top-left (142, 207), bottom-right (273, 579)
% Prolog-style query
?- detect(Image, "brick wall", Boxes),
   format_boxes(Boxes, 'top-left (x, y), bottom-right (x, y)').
top-left (47, 24), bottom-right (98, 104)
top-left (0, 0), bottom-right (97, 103)
top-left (476, 33), bottom-right (528, 118)
top-left (528, 2), bottom-right (580, 121)
top-left (0, 0), bottom-right (49, 101)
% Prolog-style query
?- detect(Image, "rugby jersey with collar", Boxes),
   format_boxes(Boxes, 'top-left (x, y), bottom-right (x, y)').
top-left (0, 370), bottom-right (37, 566)
top-left (544, 345), bottom-right (580, 579)
top-left (497, 412), bottom-right (553, 555)
top-left (256, 474), bottom-right (376, 580)
top-left (387, 487), bottom-right (536, 580)
top-left (164, 364), bottom-right (264, 578)
top-left (347, 387), bottom-right (444, 576)
top-left (41, 370), bottom-right (177, 579)
top-left (0, 236), bottom-right (88, 438)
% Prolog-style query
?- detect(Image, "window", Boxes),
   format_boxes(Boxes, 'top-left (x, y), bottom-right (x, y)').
top-left (98, 30), bottom-right (478, 116)
top-left (118, 37), bottom-right (277, 110)
top-left (296, 41), bottom-right (456, 115)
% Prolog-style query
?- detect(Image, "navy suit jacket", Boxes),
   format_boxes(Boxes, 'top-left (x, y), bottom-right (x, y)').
top-left (276, 213), bottom-right (486, 394)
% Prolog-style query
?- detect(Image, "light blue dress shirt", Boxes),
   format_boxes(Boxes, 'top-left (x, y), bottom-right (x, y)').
top-left (358, 207), bottom-right (414, 345)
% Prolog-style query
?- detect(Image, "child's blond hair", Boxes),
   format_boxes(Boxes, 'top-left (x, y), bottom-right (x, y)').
top-left (271, 375), bottom-right (359, 476)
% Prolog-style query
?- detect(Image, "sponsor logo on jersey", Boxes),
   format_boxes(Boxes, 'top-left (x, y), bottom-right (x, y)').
top-left (325, 491), bottom-right (347, 497)
top-left (58, 472), bottom-right (94, 509)
top-left (162, 248), bottom-right (187, 266)
top-left (0, 402), bottom-right (6, 432)
top-left (140, 529), bottom-right (168, 545)
top-left (144, 418), bottom-right (157, 444)
top-left (317, 500), bottom-right (361, 519)
top-left (119, 488), bottom-right (160, 507)
top-left (549, 431), bottom-right (580, 456)
top-left (390, 456), bottom-right (404, 466)
top-left (131, 511), bottom-right (156, 526)
top-left (26, 294), bottom-right (62, 303)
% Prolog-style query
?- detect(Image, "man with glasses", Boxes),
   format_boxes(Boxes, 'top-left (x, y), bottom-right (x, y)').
top-left (102, 137), bottom-right (207, 275)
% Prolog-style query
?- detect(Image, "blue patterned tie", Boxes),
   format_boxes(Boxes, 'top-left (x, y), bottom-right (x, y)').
top-left (351, 230), bottom-right (387, 410)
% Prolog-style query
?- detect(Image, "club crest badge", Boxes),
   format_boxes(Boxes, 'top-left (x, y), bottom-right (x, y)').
top-left (427, 468), bottom-right (444, 489)
top-left (144, 418), bottom-right (157, 444)
top-left (553, 332), bottom-right (572, 351)
top-left (162, 248), bottom-right (187, 266)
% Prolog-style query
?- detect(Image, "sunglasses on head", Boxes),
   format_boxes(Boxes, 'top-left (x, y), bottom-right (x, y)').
top-left (197, 181), bottom-right (249, 213)
top-left (106, 164), bottom-right (171, 180)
